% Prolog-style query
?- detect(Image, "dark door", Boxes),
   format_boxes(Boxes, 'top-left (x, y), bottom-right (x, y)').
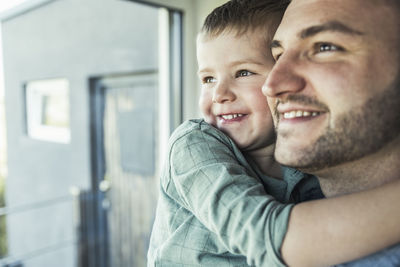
top-left (89, 6), bottom-right (182, 267)
top-left (95, 73), bottom-right (159, 267)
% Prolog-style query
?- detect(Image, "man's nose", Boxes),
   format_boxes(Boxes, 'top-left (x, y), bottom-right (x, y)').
top-left (262, 53), bottom-right (306, 98)
top-left (212, 80), bottom-right (235, 103)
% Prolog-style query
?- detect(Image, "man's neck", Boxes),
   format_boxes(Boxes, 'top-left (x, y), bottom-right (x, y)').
top-left (313, 136), bottom-right (400, 197)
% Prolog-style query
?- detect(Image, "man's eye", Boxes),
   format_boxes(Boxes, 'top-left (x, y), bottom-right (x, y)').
top-left (203, 77), bottom-right (216, 84)
top-left (236, 70), bottom-right (254, 78)
top-left (315, 43), bottom-right (343, 53)
top-left (273, 53), bottom-right (282, 62)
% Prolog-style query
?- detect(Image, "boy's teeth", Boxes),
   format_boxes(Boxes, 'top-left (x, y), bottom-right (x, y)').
top-left (283, 110), bottom-right (320, 119)
top-left (221, 114), bottom-right (243, 120)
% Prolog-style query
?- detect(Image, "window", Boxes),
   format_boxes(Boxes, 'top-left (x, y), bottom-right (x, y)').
top-left (25, 78), bottom-right (70, 143)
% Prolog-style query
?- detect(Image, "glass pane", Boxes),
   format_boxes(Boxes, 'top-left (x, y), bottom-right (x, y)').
top-left (25, 78), bottom-right (71, 143)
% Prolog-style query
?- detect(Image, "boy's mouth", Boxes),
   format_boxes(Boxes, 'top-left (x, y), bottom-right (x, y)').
top-left (217, 113), bottom-right (247, 122)
top-left (220, 113), bottom-right (244, 120)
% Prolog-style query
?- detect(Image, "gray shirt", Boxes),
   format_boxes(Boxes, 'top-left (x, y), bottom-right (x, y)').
top-left (148, 119), bottom-right (323, 266)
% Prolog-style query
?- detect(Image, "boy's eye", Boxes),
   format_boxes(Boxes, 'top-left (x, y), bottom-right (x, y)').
top-left (203, 76), bottom-right (216, 84)
top-left (236, 70), bottom-right (254, 78)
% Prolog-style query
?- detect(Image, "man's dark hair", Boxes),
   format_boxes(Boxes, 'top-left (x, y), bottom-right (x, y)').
top-left (201, 0), bottom-right (290, 38)
top-left (385, 0), bottom-right (400, 10)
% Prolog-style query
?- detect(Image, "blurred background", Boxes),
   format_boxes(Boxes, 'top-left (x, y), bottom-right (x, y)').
top-left (0, 0), bottom-right (228, 266)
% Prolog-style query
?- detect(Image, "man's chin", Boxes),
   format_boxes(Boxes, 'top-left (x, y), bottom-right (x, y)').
top-left (274, 144), bottom-right (352, 175)
top-left (275, 157), bottom-right (325, 174)
top-left (274, 147), bottom-right (304, 168)
top-left (274, 145), bottom-right (326, 173)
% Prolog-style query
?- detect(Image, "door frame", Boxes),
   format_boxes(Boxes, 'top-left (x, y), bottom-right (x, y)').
top-left (129, 0), bottom-right (199, 120)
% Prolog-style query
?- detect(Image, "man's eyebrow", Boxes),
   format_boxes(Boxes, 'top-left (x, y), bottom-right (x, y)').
top-left (299, 20), bottom-right (364, 39)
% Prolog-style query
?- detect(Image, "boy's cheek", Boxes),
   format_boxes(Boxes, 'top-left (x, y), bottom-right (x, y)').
top-left (204, 117), bottom-right (215, 126)
top-left (198, 92), bottom-right (211, 113)
top-left (198, 90), bottom-right (218, 126)
top-left (201, 111), bottom-right (216, 126)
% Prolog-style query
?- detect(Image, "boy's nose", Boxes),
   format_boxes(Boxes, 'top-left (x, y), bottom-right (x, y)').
top-left (263, 54), bottom-right (306, 98)
top-left (212, 81), bottom-right (235, 103)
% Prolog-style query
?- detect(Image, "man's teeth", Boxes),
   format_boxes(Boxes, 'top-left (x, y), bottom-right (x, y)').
top-left (283, 111), bottom-right (320, 119)
top-left (221, 114), bottom-right (244, 120)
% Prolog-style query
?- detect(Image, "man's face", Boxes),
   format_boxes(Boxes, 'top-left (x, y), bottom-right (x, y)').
top-left (197, 30), bottom-right (276, 152)
top-left (263, 0), bottom-right (400, 171)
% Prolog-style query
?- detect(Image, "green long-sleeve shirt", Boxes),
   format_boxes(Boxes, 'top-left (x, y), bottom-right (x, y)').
top-left (148, 119), bottom-right (322, 266)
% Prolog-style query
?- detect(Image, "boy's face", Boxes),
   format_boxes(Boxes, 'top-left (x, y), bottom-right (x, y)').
top-left (197, 30), bottom-right (275, 152)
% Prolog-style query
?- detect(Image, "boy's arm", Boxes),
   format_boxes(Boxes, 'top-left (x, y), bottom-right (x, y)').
top-left (282, 179), bottom-right (400, 267)
top-left (168, 121), bottom-right (291, 266)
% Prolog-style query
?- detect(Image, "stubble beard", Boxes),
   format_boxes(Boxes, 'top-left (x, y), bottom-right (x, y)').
top-left (275, 76), bottom-right (400, 173)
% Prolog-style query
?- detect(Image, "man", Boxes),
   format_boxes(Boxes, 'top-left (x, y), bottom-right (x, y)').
top-left (263, 0), bottom-right (400, 266)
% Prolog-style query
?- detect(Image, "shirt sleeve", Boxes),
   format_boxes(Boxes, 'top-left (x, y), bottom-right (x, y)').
top-left (334, 243), bottom-right (400, 267)
top-left (164, 122), bottom-right (292, 267)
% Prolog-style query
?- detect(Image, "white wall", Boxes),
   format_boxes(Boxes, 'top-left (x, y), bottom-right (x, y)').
top-left (195, 0), bottom-right (229, 30)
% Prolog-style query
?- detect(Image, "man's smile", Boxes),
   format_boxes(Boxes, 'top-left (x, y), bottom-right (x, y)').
top-left (275, 101), bottom-right (328, 124)
top-left (282, 110), bottom-right (321, 119)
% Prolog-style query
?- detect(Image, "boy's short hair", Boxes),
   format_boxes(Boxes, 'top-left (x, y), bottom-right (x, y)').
top-left (201, 0), bottom-right (290, 38)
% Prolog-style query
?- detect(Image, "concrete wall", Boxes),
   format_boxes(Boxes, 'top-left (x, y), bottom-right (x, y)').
top-left (2, 0), bottom-right (159, 265)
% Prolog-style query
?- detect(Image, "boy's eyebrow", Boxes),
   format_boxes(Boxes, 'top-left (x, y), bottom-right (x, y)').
top-left (228, 59), bottom-right (266, 67)
top-left (299, 20), bottom-right (364, 39)
top-left (197, 68), bottom-right (211, 75)
top-left (197, 60), bottom-right (265, 75)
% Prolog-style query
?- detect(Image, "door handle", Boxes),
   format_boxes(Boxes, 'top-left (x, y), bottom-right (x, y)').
top-left (99, 180), bottom-right (111, 192)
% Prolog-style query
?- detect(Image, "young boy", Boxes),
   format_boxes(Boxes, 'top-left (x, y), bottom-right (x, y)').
top-left (148, 0), bottom-right (400, 266)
